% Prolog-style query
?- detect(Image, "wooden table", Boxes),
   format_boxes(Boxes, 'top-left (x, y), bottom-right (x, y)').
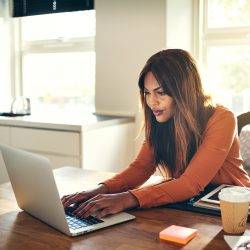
top-left (0, 167), bottom-right (249, 250)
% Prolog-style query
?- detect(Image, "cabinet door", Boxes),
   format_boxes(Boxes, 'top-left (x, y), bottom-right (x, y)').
top-left (0, 126), bottom-right (10, 184)
top-left (10, 127), bottom-right (80, 156)
top-left (0, 126), bottom-right (10, 145)
top-left (33, 151), bottom-right (80, 169)
top-left (0, 152), bottom-right (9, 184)
top-left (82, 123), bottom-right (134, 172)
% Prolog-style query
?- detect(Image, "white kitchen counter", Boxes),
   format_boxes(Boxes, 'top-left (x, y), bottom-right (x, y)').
top-left (0, 112), bottom-right (134, 131)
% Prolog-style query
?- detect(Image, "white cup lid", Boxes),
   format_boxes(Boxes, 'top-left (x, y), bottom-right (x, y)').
top-left (219, 186), bottom-right (250, 203)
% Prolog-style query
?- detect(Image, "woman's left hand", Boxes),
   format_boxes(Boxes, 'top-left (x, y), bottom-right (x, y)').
top-left (72, 192), bottom-right (139, 219)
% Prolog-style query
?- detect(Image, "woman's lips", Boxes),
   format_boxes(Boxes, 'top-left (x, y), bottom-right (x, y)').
top-left (153, 110), bottom-right (164, 116)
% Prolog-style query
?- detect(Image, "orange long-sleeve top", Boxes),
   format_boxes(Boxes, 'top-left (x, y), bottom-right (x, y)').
top-left (103, 106), bottom-right (250, 208)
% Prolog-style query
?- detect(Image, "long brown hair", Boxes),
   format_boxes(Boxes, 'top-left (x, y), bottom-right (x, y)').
top-left (138, 49), bottom-right (214, 178)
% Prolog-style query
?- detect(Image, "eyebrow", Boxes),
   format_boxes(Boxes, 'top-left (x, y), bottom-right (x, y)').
top-left (144, 86), bottom-right (163, 92)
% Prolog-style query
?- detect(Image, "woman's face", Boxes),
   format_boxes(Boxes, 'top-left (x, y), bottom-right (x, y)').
top-left (144, 71), bottom-right (175, 123)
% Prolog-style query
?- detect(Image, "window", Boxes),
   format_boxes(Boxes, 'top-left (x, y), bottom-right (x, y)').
top-left (201, 0), bottom-right (250, 115)
top-left (0, 4), bottom-right (12, 110)
top-left (19, 10), bottom-right (95, 113)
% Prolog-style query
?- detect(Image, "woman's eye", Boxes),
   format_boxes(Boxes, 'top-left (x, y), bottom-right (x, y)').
top-left (144, 91), bottom-right (149, 95)
top-left (158, 91), bottom-right (165, 96)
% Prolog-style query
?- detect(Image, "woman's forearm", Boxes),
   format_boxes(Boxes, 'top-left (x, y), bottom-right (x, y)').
top-left (97, 183), bottom-right (109, 194)
top-left (121, 191), bottom-right (139, 209)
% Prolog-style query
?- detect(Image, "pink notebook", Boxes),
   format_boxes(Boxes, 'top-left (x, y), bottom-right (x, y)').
top-left (159, 225), bottom-right (198, 245)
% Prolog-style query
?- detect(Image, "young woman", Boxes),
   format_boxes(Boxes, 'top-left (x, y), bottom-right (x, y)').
top-left (62, 49), bottom-right (250, 219)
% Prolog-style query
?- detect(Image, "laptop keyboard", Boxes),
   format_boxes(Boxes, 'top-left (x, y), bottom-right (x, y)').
top-left (65, 207), bottom-right (103, 230)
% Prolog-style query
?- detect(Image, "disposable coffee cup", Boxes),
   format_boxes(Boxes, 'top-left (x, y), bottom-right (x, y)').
top-left (219, 187), bottom-right (250, 234)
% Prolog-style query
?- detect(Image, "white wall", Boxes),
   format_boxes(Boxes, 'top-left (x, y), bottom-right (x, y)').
top-left (95, 0), bottom-right (166, 117)
top-left (166, 0), bottom-right (195, 53)
top-left (95, 0), bottom-right (196, 154)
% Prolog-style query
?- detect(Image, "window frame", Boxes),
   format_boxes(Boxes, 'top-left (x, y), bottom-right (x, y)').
top-left (201, 0), bottom-right (250, 65)
top-left (14, 12), bottom-right (95, 104)
top-left (197, 0), bottom-right (250, 112)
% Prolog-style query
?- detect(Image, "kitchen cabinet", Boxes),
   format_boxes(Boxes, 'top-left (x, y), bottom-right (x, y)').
top-left (0, 125), bottom-right (11, 183)
top-left (10, 127), bottom-right (81, 169)
top-left (0, 116), bottom-right (135, 184)
top-left (82, 122), bottom-right (134, 172)
top-left (0, 125), bottom-right (81, 184)
top-left (0, 125), bottom-right (10, 145)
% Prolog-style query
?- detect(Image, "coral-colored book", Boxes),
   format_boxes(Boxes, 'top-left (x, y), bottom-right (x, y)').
top-left (159, 225), bottom-right (198, 245)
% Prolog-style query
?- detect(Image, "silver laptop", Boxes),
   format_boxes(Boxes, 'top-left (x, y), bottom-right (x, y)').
top-left (0, 144), bottom-right (135, 236)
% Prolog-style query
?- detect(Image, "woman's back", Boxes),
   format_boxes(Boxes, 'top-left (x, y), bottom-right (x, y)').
top-left (206, 106), bottom-right (249, 186)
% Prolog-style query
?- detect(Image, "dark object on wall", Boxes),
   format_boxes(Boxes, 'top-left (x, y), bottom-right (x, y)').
top-left (11, 0), bottom-right (94, 17)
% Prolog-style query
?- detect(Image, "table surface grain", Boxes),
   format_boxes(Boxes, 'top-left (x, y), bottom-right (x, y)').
top-left (0, 167), bottom-right (249, 250)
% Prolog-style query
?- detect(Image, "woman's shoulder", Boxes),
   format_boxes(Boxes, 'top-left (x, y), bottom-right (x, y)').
top-left (205, 105), bottom-right (236, 130)
top-left (213, 105), bottom-right (235, 118)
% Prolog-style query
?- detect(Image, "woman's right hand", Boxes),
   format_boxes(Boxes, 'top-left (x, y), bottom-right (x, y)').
top-left (61, 184), bottom-right (109, 208)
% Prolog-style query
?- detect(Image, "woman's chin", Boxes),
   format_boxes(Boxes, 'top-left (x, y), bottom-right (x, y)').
top-left (155, 116), bottom-right (168, 123)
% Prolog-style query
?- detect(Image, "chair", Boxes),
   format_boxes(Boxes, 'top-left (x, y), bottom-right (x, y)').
top-left (237, 111), bottom-right (250, 135)
top-left (237, 111), bottom-right (250, 174)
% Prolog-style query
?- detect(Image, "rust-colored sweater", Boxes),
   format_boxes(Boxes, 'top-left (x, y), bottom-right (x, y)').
top-left (103, 106), bottom-right (250, 208)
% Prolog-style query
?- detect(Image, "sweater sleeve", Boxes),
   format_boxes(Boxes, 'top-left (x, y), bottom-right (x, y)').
top-left (102, 140), bottom-right (156, 193)
top-left (130, 109), bottom-right (237, 208)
